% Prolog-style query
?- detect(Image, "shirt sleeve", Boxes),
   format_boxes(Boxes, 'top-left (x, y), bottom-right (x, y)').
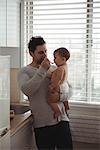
top-left (17, 66), bottom-right (47, 97)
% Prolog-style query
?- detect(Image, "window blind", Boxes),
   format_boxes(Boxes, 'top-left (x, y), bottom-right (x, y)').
top-left (23, 0), bottom-right (100, 103)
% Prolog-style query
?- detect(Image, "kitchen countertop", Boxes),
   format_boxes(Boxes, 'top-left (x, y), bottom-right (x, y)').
top-left (10, 110), bottom-right (33, 136)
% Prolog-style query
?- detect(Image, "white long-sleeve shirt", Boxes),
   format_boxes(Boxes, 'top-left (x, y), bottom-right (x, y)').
top-left (17, 65), bottom-right (69, 128)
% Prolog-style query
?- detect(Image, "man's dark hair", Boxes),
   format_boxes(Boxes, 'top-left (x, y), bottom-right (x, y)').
top-left (54, 47), bottom-right (70, 61)
top-left (28, 36), bottom-right (46, 53)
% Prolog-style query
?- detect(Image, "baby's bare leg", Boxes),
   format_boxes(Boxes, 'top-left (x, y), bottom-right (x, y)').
top-left (63, 101), bottom-right (69, 112)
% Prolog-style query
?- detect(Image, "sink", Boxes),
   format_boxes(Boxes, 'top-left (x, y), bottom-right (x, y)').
top-left (10, 104), bottom-right (30, 114)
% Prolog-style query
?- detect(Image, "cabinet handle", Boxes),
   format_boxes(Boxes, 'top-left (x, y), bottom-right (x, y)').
top-left (0, 128), bottom-right (8, 137)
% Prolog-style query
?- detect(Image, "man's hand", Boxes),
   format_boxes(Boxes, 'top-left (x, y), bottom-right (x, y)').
top-left (41, 57), bottom-right (50, 70)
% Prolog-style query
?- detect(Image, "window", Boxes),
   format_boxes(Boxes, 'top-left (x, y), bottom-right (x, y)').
top-left (0, 0), bottom-right (20, 47)
top-left (22, 0), bottom-right (100, 103)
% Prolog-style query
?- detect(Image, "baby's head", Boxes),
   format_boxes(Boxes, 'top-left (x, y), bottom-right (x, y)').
top-left (53, 47), bottom-right (70, 66)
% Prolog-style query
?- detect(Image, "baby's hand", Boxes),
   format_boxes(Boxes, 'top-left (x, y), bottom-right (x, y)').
top-left (47, 69), bottom-right (52, 78)
top-left (41, 57), bottom-right (50, 70)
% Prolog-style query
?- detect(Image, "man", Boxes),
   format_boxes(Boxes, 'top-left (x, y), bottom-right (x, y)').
top-left (18, 36), bottom-right (73, 150)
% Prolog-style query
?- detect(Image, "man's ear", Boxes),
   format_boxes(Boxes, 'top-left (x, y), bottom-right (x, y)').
top-left (29, 51), bottom-right (34, 57)
top-left (62, 57), bottom-right (66, 61)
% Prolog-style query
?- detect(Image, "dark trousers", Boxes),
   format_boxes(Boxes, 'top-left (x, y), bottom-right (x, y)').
top-left (34, 121), bottom-right (73, 150)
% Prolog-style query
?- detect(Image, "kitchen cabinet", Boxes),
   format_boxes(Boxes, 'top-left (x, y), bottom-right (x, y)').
top-left (11, 118), bottom-right (37, 150)
top-left (0, 0), bottom-right (20, 47)
top-left (0, 56), bottom-right (10, 140)
top-left (0, 130), bottom-right (10, 150)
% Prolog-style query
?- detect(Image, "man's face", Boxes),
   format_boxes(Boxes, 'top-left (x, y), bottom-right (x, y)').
top-left (33, 44), bottom-right (47, 64)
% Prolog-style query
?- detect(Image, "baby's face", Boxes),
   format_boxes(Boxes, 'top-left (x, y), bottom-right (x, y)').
top-left (54, 52), bottom-right (65, 66)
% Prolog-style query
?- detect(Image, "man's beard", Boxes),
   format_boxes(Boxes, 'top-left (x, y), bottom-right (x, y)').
top-left (37, 57), bottom-right (45, 64)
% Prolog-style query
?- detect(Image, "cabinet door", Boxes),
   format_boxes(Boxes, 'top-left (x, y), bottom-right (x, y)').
top-left (0, 0), bottom-right (19, 47)
top-left (0, 56), bottom-right (10, 132)
top-left (0, 131), bottom-right (10, 150)
top-left (11, 120), bottom-right (37, 150)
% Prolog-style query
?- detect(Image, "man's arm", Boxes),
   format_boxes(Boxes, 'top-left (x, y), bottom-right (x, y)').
top-left (18, 57), bottom-right (50, 97)
top-left (17, 67), bottom-right (47, 97)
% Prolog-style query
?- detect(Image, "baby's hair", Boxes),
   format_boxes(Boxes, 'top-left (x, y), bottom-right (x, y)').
top-left (54, 47), bottom-right (70, 61)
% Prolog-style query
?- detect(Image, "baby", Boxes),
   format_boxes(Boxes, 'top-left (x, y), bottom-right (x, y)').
top-left (48, 47), bottom-right (70, 118)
